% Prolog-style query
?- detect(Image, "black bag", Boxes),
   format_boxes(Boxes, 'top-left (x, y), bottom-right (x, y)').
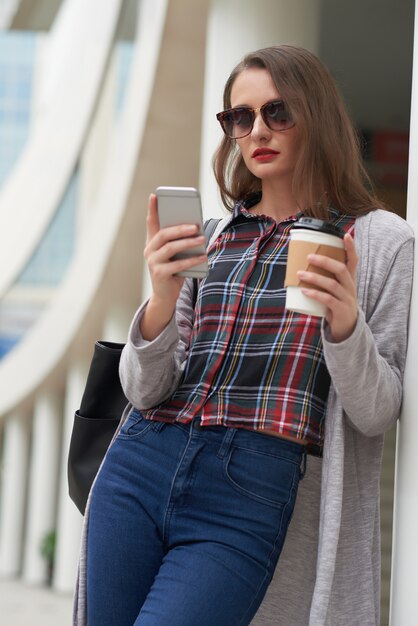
top-left (68, 341), bottom-right (126, 514)
top-left (67, 218), bottom-right (221, 514)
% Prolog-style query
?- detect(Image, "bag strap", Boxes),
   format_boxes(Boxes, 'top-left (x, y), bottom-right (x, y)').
top-left (191, 217), bottom-right (221, 307)
top-left (203, 217), bottom-right (221, 246)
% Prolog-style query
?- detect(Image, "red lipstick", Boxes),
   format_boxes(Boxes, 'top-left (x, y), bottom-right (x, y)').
top-left (252, 148), bottom-right (279, 162)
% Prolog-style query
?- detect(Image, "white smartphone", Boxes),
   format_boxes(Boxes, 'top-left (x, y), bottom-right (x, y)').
top-left (155, 186), bottom-right (208, 278)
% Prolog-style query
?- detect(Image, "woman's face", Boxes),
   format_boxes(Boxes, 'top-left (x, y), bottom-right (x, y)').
top-left (230, 68), bottom-right (301, 186)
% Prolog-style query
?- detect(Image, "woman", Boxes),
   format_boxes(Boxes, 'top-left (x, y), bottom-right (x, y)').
top-left (74, 45), bottom-right (414, 626)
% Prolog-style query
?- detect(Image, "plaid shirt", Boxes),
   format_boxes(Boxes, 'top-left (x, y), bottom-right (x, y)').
top-left (144, 194), bottom-right (355, 455)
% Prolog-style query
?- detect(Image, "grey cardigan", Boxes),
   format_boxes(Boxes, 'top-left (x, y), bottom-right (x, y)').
top-left (73, 209), bottom-right (414, 626)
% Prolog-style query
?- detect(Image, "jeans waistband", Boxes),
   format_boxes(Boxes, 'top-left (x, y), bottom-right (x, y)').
top-left (172, 417), bottom-right (306, 467)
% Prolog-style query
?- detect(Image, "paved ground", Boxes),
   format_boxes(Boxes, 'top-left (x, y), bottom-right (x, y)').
top-left (0, 578), bottom-right (72, 625)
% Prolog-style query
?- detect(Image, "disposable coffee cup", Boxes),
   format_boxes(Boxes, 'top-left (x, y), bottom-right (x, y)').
top-left (285, 217), bottom-right (345, 317)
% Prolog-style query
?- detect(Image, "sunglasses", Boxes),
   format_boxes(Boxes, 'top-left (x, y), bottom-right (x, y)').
top-left (216, 100), bottom-right (295, 139)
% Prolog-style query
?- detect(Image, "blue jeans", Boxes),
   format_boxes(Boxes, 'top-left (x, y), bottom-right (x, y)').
top-left (87, 411), bottom-right (306, 626)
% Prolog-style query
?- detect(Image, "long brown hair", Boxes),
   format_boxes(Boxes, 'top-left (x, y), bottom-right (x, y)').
top-left (213, 45), bottom-right (382, 217)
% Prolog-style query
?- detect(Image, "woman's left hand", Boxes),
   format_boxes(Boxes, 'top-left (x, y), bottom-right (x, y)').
top-left (296, 233), bottom-right (358, 343)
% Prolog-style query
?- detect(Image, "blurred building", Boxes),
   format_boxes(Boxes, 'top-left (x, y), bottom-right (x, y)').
top-left (0, 1), bottom-right (416, 625)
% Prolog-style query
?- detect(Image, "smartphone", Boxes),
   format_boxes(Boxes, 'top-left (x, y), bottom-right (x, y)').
top-left (155, 186), bottom-right (208, 278)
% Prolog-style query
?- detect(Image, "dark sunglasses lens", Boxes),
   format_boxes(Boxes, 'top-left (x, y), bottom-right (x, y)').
top-left (263, 101), bottom-right (293, 130)
top-left (221, 108), bottom-right (253, 138)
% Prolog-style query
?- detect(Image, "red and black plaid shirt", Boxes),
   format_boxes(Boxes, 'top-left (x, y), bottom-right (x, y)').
top-left (144, 194), bottom-right (355, 455)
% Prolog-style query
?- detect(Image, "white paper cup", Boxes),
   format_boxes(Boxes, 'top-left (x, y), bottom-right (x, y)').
top-left (285, 219), bottom-right (345, 317)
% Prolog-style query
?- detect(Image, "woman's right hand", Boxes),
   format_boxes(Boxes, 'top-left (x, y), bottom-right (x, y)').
top-left (140, 194), bottom-right (207, 340)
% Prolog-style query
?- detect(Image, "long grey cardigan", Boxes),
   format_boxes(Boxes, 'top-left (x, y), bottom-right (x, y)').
top-left (73, 209), bottom-right (414, 626)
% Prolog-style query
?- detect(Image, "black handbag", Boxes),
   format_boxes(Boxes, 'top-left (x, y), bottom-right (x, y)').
top-left (67, 218), bottom-right (221, 514)
top-left (68, 341), bottom-right (126, 514)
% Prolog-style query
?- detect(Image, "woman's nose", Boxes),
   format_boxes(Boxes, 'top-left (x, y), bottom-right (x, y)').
top-left (251, 110), bottom-right (271, 138)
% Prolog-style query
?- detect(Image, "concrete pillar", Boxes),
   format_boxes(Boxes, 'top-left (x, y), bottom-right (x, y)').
top-left (52, 360), bottom-right (86, 592)
top-left (22, 391), bottom-right (62, 584)
top-left (0, 412), bottom-right (31, 576)
top-left (390, 3), bottom-right (418, 624)
top-left (199, 0), bottom-right (321, 217)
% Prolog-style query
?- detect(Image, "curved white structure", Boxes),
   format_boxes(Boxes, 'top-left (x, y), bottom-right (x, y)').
top-left (0, 0), bottom-right (210, 590)
top-left (0, 0), bottom-right (123, 296)
top-left (0, 0), bottom-right (210, 416)
top-left (0, 0), bottom-right (167, 414)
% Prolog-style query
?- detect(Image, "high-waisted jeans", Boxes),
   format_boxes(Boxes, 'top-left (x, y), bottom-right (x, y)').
top-left (86, 410), bottom-right (306, 626)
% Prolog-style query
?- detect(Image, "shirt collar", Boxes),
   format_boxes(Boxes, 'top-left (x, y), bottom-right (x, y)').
top-left (232, 193), bottom-right (346, 224)
top-left (232, 192), bottom-right (301, 225)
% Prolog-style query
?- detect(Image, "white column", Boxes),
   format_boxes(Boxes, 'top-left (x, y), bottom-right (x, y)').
top-left (200, 0), bottom-right (321, 218)
top-left (52, 360), bottom-right (86, 592)
top-left (0, 412), bottom-right (31, 576)
top-left (22, 391), bottom-right (62, 584)
top-left (390, 3), bottom-right (418, 624)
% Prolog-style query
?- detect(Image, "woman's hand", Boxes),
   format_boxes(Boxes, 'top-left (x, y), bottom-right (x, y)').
top-left (140, 194), bottom-right (207, 340)
top-left (296, 233), bottom-right (358, 342)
